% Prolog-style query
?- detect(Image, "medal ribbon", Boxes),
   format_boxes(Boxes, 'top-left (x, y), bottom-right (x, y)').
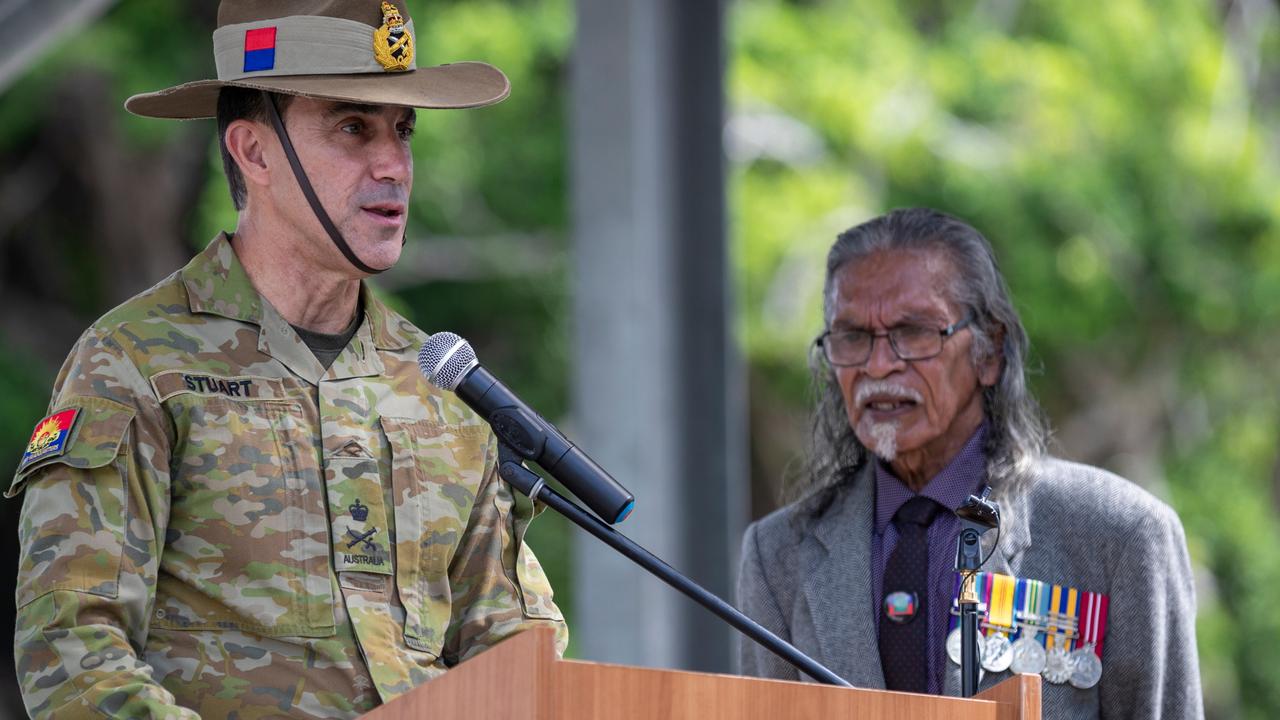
top-left (1016, 578), bottom-right (1036, 640)
top-left (948, 572), bottom-right (963, 632)
top-left (989, 573), bottom-right (1016, 629)
top-left (1029, 576), bottom-right (1049, 645)
top-left (982, 572), bottom-right (994, 616)
top-left (1045, 583), bottom-right (1063, 650)
top-left (1012, 577), bottom-right (1026, 637)
top-left (1077, 590), bottom-right (1110, 658)
top-left (1061, 586), bottom-right (1080, 648)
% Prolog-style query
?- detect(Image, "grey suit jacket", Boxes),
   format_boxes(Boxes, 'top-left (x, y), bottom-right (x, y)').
top-left (737, 457), bottom-right (1203, 719)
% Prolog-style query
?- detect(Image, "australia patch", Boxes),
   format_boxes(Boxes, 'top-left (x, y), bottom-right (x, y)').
top-left (20, 408), bottom-right (80, 470)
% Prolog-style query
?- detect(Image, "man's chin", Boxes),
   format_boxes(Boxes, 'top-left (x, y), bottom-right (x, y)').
top-left (857, 420), bottom-right (901, 463)
top-left (335, 230), bottom-right (404, 273)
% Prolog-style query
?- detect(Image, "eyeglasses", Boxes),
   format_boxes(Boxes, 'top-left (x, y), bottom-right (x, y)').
top-left (816, 314), bottom-right (974, 367)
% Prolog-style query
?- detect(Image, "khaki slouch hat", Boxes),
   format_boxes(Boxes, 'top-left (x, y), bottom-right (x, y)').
top-left (125, 0), bottom-right (509, 119)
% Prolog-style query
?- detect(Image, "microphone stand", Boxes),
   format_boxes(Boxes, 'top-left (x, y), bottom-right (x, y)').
top-left (955, 533), bottom-right (983, 697)
top-left (496, 442), bottom-right (852, 688)
top-left (954, 489), bottom-right (1000, 698)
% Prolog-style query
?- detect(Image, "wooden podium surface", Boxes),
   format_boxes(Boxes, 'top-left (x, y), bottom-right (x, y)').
top-left (362, 629), bottom-right (1041, 719)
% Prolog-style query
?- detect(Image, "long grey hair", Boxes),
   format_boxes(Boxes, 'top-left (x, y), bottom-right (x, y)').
top-left (789, 207), bottom-right (1048, 518)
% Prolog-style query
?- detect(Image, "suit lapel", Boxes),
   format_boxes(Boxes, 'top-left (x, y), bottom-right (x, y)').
top-left (985, 471), bottom-right (1033, 572)
top-left (801, 464), bottom-right (885, 688)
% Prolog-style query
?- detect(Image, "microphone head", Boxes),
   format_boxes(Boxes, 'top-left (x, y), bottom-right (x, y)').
top-left (418, 332), bottom-right (479, 391)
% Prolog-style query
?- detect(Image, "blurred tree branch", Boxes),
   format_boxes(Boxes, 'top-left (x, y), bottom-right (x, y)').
top-left (0, 68), bottom-right (209, 368)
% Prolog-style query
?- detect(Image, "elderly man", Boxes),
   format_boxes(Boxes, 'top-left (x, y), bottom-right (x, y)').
top-left (8, 2), bottom-right (564, 718)
top-left (738, 208), bottom-right (1202, 718)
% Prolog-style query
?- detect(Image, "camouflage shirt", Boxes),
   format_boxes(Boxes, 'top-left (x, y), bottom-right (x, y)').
top-left (10, 234), bottom-right (567, 718)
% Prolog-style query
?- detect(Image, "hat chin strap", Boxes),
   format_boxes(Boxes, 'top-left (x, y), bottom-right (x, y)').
top-left (262, 91), bottom-right (401, 275)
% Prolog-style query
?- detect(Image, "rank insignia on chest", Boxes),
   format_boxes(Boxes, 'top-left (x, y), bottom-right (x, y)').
top-left (349, 499), bottom-right (370, 521)
top-left (20, 408), bottom-right (80, 470)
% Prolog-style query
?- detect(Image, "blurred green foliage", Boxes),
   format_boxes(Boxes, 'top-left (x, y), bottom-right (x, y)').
top-left (2, 0), bottom-right (1276, 716)
top-left (731, 0), bottom-right (1280, 716)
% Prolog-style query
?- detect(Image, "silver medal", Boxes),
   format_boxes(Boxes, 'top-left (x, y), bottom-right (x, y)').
top-left (1041, 646), bottom-right (1072, 684)
top-left (1068, 647), bottom-right (1103, 689)
top-left (1009, 635), bottom-right (1047, 674)
top-left (947, 627), bottom-right (962, 665)
top-left (982, 631), bottom-right (1013, 673)
top-left (946, 626), bottom-right (986, 666)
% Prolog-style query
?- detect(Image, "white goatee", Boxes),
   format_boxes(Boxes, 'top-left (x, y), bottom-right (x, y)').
top-left (867, 420), bottom-right (899, 462)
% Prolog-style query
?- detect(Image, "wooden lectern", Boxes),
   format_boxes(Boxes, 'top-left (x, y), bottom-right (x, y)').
top-left (361, 629), bottom-right (1041, 719)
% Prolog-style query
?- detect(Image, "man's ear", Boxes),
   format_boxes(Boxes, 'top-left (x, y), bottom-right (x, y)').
top-left (224, 119), bottom-right (271, 190)
top-left (977, 324), bottom-right (1004, 388)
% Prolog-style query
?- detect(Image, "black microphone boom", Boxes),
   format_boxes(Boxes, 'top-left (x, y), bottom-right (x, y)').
top-left (420, 332), bottom-right (852, 688)
top-left (418, 333), bottom-right (635, 524)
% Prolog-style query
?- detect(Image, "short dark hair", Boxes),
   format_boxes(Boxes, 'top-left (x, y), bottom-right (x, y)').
top-left (216, 87), bottom-right (294, 211)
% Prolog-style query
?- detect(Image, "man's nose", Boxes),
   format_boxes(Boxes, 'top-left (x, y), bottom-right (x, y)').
top-left (371, 133), bottom-right (412, 183)
top-left (863, 334), bottom-right (905, 378)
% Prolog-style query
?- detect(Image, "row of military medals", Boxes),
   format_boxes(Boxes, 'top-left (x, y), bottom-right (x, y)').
top-left (945, 572), bottom-right (1108, 689)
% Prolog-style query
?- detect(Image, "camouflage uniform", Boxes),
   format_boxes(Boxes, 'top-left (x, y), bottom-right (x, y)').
top-left (10, 233), bottom-right (567, 718)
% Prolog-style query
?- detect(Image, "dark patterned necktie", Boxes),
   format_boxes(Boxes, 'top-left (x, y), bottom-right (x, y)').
top-left (879, 495), bottom-right (941, 693)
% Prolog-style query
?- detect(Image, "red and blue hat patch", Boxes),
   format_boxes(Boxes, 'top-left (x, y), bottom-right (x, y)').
top-left (243, 27), bottom-right (278, 72)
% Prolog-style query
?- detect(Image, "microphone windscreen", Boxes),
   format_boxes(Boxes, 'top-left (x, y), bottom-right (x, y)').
top-left (418, 332), bottom-right (478, 391)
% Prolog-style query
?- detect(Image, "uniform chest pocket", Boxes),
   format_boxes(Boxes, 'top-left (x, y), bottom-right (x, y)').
top-left (381, 417), bottom-right (488, 653)
top-left (156, 393), bottom-right (334, 636)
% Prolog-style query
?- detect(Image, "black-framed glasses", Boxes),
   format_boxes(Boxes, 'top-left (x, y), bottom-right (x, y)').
top-left (816, 314), bottom-right (974, 366)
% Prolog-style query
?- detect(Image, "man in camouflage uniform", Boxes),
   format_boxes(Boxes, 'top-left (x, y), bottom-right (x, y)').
top-left (9, 1), bottom-right (566, 717)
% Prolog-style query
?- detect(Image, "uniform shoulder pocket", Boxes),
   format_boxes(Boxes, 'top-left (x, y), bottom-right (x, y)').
top-left (11, 396), bottom-right (134, 607)
top-left (7, 397), bottom-right (135, 498)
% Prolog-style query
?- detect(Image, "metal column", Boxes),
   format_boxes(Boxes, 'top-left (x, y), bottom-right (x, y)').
top-left (569, 0), bottom-right (745, 672)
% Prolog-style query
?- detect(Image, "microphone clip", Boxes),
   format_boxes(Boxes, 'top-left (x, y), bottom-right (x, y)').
top-left (955, 487), bottom-right (1000, 573)
top-left (497, 441), bottom-right (549, 503)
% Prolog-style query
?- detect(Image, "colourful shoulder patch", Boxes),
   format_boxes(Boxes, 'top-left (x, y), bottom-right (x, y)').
top-left (20, 408), bottom-right (80, 470)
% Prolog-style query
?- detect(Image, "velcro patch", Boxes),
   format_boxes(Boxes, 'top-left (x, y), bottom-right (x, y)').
top-left (20, 408), bottom-right (80, 471)
top-left (149, 370), bottom-right (285, 402)
top-left (243, 26), bottom-right (277, 72)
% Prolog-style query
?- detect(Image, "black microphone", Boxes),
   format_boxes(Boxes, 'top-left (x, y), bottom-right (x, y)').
top-left (418, 332), bottom-right (636, 524)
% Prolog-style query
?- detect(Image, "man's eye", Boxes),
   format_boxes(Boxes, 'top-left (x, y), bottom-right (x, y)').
top-left (893, 326), bottom-right (936, 343)
top-left (398, 125), bottom-right (416, 140)
top-left (341, 122), bottom-right (363, 135)
top-left (834, 331), bottom-right (871, 345)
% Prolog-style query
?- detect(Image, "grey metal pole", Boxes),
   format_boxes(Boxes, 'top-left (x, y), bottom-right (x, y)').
top-left (569, 0), bottom-right (743, 673)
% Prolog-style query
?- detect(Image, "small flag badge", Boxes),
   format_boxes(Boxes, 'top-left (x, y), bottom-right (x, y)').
top-left (20, 408), bottom-right (80, 470)
top-left (243, 27), bottom-right (278, 72)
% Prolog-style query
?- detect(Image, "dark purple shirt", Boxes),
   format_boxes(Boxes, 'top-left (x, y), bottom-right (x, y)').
top-left (871, 424), bottom-right (988, 695)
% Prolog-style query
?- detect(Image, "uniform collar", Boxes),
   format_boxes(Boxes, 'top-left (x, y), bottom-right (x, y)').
top-left (182, 232), bottom-right (265, 324)
top-left (181, 232), bottom-right (416, 352)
